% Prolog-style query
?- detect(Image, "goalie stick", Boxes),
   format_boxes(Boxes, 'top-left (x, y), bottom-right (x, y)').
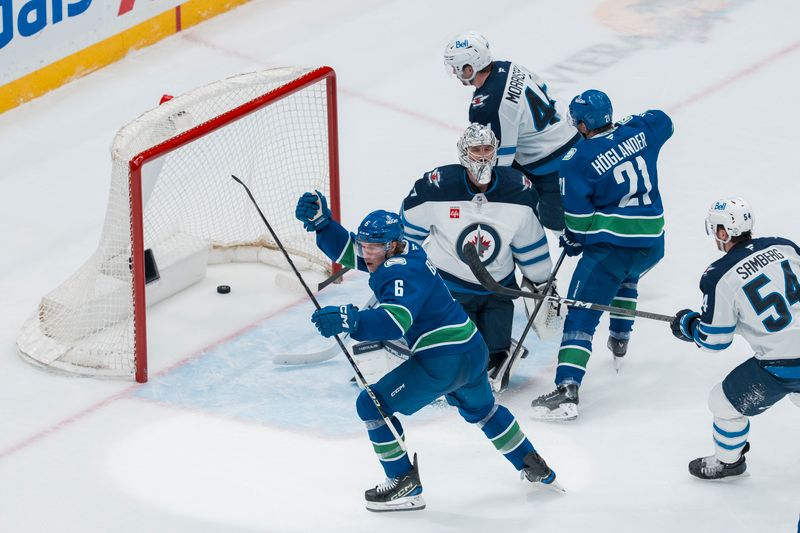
top-left (233, 175), bottom-right (407, 451)
top-left (490, 250), bottom-right (566, 393)
top-left (462, 244), bottom-right (675, 323)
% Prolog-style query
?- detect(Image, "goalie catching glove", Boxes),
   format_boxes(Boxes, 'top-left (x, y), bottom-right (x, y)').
top-left (311, 304), bottom-right (359, 337)
top-left (521, 278), bottom-right (564, 339)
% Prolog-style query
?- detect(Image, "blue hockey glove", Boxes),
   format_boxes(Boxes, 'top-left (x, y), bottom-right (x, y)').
top-left (311, 304), bottom-right (359, 337)
top-left (295, 190), bottom-right (331, 232)
top-left (558, 230), bottom-right (583, 257)
top-left (671, 308), bottom-right (700, 342)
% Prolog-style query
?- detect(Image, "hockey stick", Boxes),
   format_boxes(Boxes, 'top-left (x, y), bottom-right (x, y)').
top-left (318, 266), bottom-right (351, 291)
top-left (463, 244), bottom-right (675, 323)
top-left (274, 295), bottom-right (378, 365)
top-left (232, 175), bottom-right (406, 451)
top-left (491, 250), bottom-right (567, 393)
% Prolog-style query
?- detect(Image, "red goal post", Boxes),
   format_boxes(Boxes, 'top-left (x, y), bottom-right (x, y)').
top-left (17, 66), bottom-right (340, 383)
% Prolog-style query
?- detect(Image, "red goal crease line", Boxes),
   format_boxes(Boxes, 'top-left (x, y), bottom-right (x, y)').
top-left (0, 289), bottom-right (325, 463)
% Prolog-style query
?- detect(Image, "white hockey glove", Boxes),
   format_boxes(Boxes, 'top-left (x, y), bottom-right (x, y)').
top-left (522, 278), bottom-right (564, 340)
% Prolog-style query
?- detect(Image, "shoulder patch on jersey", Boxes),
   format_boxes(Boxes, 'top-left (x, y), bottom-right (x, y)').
top-left (384, 257), bottom-right (407, 268)
top-left (617, 115), bottom-right (634, 125)
top-left (426, 168), bottom-right (441, 188)
top-left (471, 94), bottom-right (490, 108)
top-left (562, 147), bottom-right (577, 161)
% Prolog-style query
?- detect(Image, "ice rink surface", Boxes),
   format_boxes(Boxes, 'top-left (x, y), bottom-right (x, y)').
top-left (1, 1), bottom-right (799, 531)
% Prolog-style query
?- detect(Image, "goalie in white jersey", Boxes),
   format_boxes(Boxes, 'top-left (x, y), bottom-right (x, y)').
top-left (671, 198), bottom-right (800, 480)
top-left (401, 123), bottom-right (561, 393)
top-left (443, 32), bottom-right (581, 231)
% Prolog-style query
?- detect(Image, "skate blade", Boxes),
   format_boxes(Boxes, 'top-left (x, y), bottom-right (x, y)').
top-left (542, 478), bottom-right (567, 494)
top-left (613, 355), bottom-right (623, 373)
top-left (530, 403), bottom-right (578, 421)
top-left (690, 471), bottom-right (750, 482)
top-left (365, 495), bottom-right (426, 512)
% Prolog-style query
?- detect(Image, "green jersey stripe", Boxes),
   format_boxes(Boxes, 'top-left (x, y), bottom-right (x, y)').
top-left (565, 212), bottom-right (664, 237)
top-left (411, 319), bottom-right (477, 353)
top-left (379, 303), bottom-right (413, 333)
top-left (335, 237), bottom-right (357, 269)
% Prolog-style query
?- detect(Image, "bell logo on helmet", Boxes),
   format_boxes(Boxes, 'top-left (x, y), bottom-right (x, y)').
top-left (713, 201), bottom-right (727, 210)
top-left (455, 39), bottom-right (470, 48)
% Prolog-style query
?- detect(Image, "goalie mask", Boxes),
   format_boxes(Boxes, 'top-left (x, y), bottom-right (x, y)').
top-left (458, 123), bottom-right (498, 185)
top-left (443, 32), bottom-right (492, 84)
top-left (705, 197), bottom-right (753, 244)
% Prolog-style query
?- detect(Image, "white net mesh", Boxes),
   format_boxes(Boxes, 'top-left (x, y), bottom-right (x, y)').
top-left (17, 67), bottom-right (337, 379)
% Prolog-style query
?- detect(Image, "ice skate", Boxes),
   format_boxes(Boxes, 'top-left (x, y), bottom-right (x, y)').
top-left (689, 443), bottom-right (750, 480)
top-left (489, 341), bottom-right (529, 393)
top-left (530, 383), bottom-right (579, 421)
top-left (365, 453), bottom-right (426, 512)
top-left (607, 335), bottom-right (628, 373)
top-left (521, 451), bottom-right (565, 493)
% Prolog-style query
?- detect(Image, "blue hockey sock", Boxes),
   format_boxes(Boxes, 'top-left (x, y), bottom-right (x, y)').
top-left (478, 405), bottom-right (534, 470)
top-left (555, 335), bottom-right (593, 385)
top-left (365, 415), bottom-right (411, 478)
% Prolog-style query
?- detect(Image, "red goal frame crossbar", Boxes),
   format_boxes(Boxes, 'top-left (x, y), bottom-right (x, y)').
top-left (127, 67), bottom-right (340, 382)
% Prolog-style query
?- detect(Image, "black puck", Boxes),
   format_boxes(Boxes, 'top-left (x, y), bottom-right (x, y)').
top-left (217, 285), bottom-right (231, 294)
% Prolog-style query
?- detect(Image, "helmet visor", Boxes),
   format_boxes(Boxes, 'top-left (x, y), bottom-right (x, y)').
top-left (356, 240), bottom-right (391, 259)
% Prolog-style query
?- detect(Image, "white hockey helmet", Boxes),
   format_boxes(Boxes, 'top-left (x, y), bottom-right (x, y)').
top-left (443, 32), bottom-right (492, 84)
top-left (458, 123), bottom-right (498, 185)
top-left (705, 197), bottom-right (754, 243)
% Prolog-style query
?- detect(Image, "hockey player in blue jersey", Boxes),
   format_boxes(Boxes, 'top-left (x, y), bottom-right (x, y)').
top-left (401, 123), bottom-right (561, 393)
top-left (671, 198), bottom-right (800, 479)
top-left (443, 31), bottom-right (581, 231)
top-left (530, 89), bottom-right (672, 420)
top-left (295, 193), bottom-right (560, 511)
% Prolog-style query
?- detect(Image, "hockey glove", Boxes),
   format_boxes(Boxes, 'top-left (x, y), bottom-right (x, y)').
top-left (311, 304), bottom-right (359, 337)
top-left (671, 308), bottom-right (700, 342)
top-left (558, 230), bottom-right (583, 257)
top-left (295, 190), bottom-right (331, 232)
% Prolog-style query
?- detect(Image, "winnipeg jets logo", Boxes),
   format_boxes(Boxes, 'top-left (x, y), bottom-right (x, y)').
top-left (521, 176), bottom-right (532, 191)
top-left (427, 168), bottom-right (441, 188)
top-left (456, 223), bottom-right (501, 266)
top-left (471, 94), bottom-right (490, 108)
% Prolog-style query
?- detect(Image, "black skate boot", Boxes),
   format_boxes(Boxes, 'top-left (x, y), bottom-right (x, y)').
top-left (487, 350), bottom-right (507, 380)
top-left (521, 451), bottom-right (565, 493)
top-left (530, 383), bottom-right (579, 421)
top-left (689, 442), bottom-right (750, 480)
top-left (365, 453), bottom-right (426, 512)
top-left (607, 335), bottom-right (628, 372)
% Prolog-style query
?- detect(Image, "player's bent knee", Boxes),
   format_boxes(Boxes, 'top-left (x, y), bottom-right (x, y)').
top-left (708, 382), bottom-right (745, 420)
top-left (355, 389), bottom-right (383, 422)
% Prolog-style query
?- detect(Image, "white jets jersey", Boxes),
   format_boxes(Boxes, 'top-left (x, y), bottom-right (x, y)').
top-left (469, 61), bottom-right (579, 169)
top-left (695, 237), bottom-right (800, 362)
top-left (400, 164), bottom-right (552, 294)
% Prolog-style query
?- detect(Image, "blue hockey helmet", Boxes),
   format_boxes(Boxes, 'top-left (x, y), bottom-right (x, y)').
top-left (568, 89), bottom-right (613, 131)
top-left (356, 210), bottom-right (403, 255)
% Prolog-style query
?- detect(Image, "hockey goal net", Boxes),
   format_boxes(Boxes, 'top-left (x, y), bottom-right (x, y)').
top-left (17, 66), bottom-right (340, 383)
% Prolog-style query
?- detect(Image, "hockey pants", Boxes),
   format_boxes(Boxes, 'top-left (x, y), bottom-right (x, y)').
top-left (709, 356), bottom-right (800, 462)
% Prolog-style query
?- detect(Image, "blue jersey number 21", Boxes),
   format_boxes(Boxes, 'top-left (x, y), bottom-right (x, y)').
top-left (743, 260), bottom-right (800, 332)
